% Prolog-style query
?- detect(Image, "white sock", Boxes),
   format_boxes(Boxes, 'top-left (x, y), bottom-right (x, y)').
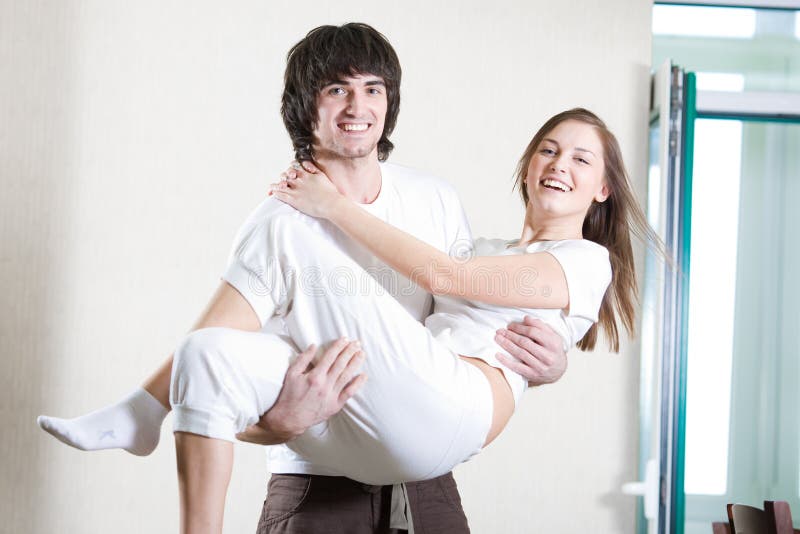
top-left (37, 387), bottom-right (168, 456)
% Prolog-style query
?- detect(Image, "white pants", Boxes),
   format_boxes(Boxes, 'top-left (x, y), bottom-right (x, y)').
top-left (170, 213), bottom-right (493, 485)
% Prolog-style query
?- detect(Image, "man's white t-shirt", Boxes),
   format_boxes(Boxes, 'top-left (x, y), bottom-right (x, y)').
top-left (222, 162), bottom-right (473, 476)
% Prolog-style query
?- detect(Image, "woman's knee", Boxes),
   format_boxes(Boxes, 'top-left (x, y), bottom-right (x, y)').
top-left (174, 328), bottom-right (233, 366)
top-left (171, 328), bottom-right (241, 397)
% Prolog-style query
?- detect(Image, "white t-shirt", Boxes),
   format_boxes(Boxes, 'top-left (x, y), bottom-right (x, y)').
top-left (425, 238), bottom-right (612, 405)
top-left (222, 162), bottom-right (472, 476)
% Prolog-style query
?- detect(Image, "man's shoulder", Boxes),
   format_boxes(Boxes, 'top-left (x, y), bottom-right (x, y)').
top-left (230, 197), bottom-right (319, 247)
top-left (237, 197), bottom-right (297, 229)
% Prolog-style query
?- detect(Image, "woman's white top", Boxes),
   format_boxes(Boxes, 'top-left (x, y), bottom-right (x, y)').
top-left (424, 237), bottom-right (612, 406)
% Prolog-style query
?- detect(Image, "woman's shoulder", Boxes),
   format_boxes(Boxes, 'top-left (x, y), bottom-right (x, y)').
top-left (526, 238), bottom-right (608, 257)
top-left (473, 237), bottom-right (516, 256)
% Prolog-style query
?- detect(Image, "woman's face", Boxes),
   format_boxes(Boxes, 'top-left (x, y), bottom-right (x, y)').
top-left (524, 120), bottom-right (609, 222)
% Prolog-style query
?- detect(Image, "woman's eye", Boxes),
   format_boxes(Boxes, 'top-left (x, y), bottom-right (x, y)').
top-left (576, 157), bottom-right (589, 165)
top-left (540, 148), bottom-right (555, 156)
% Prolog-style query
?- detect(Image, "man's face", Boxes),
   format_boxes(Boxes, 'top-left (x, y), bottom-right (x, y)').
top-left (312, 73), bottom-right (388, 162)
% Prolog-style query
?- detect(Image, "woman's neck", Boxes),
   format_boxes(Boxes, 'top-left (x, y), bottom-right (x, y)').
top-left (515, 212), bottom-right (583, 247)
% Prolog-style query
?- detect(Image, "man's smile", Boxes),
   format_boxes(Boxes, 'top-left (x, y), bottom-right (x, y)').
top-left (338, 122), bottom-right (371, 132)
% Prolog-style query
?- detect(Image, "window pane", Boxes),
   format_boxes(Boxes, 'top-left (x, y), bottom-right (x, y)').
top-left (683, 119), bottom-right (743, 495)
top-left (695, 72), bottom-right (744, 92)
top-left (796, 11), bottom-right (800, 40)
top-left (653, 5), bottom-right (800, 92)
top-left (653, 5), bottom-right (755, 38)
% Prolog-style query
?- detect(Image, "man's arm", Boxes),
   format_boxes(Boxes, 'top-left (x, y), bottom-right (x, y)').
top-left (494, 316), bottom-right (568, 386)
top-left (194, 282), bottom-right (365, 445)
top-left (236, 339), bottom-right (366, 444)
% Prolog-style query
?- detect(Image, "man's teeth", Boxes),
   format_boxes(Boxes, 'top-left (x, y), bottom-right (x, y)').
top-left (542, 179), bottom-right (572, 192)
top-left (342, 124), bottom-right (368, 131)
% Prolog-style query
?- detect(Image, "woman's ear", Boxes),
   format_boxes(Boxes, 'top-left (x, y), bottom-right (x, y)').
top-left (595, 183), bottom-right (610, 203)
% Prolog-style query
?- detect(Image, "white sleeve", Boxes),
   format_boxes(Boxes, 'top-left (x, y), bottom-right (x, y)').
top-left (431, 182), bottom-right (474, 313)
top-left (441, 184), bottom-right (473, 260)
top-left (545, 240), bottom-right (611, 322)
top-left (221, 198), bottom-right (289, 326)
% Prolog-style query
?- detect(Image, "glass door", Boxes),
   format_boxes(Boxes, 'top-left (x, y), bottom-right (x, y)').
top-left (680, 76), bottom-right (800, 534)
top-left (636, 61), bottom-right (800, 534)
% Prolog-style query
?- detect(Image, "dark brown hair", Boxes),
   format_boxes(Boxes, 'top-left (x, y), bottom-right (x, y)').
top-left (514, 108), bottom-right (665, 352)
top-left (281, 23), bottom-right (401, 162)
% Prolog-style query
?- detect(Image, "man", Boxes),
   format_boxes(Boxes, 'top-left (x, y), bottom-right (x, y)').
top-left (175, 22), bottom-right (568, 534)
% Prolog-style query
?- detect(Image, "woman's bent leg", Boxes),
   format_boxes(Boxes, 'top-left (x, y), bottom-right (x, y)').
top-left (170, 329), bottom-right (300, 534)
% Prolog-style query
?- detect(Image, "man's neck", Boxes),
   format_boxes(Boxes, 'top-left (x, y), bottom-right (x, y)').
top-left (315, 155), bottom-right (383, 204)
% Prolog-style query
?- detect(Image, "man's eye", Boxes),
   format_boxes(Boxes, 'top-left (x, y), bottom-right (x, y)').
top-left (329, 87), bottom-right (346, 96)
top-left (367, 88), bottom-right (382, 95)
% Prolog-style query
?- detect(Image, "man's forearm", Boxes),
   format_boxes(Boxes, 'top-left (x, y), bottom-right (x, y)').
top-left (236, 407), bottom-right (303, 446)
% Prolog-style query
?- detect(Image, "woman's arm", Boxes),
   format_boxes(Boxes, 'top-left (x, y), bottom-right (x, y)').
top-left (272, 166), bottom-right (568, 310)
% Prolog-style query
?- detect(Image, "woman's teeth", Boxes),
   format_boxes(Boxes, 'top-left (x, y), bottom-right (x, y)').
top-left (541, 179), bottom-right (572, 192)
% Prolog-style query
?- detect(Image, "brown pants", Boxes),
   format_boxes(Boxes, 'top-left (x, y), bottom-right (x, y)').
top-left (256, 472), bottom-right (471, 534)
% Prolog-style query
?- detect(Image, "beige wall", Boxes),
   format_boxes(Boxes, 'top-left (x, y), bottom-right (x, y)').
top-left (0, 1), bottom-right (652, 532)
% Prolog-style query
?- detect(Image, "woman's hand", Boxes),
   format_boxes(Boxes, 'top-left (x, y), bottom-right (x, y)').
top-left (270, 161), bottom-right (344, 219)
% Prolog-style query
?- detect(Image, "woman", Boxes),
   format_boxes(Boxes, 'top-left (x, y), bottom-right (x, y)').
top-left (40, 108), bottom-right (661, 532)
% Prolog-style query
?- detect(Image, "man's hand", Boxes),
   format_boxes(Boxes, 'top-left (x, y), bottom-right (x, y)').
top-left (236, 338), bottom-right (366, 445)
top-left (494, 316), bottom-right (567, 387)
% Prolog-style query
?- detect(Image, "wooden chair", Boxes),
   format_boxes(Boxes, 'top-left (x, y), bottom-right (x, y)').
top-left (713, 521), bottom-right (732, 534)
top-left (724, 501), bottom-right (800, 534)
top-left (728, 503), bottom-right (767, 533)
top-left (765, 501), bottom-right (800, 534)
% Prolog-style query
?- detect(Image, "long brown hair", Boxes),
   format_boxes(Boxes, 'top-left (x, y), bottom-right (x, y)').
top-left (514, 108), bottom-right (665, 352)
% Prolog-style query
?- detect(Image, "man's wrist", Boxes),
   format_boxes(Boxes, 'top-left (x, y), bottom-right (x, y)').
top-left (260, 407), bottom-right (305, 441)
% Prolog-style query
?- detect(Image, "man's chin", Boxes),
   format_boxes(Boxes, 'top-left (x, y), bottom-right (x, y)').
top-left (318, 145), bottom-right (380, 161)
